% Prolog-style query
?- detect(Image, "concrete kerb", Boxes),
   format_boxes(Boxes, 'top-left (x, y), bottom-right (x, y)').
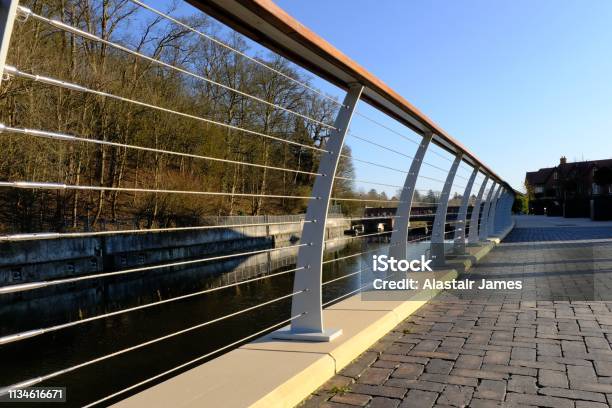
top-left (114, 223), bottom-right (514, 408)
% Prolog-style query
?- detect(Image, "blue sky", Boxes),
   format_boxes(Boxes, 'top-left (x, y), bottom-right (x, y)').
top-left (141, 0), bottom-right (612, 196)
top-left (272, 0), bottom-right (612, 193)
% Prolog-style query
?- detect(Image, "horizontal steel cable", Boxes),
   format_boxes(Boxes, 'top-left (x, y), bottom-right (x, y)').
top-left (0, 266), bottom-right (304, 344)
top-left (348, 132), bottom-right (415, 160)
top-left (4, 66), bottom-right (328, 153)
top-left (0, 289), bottom-right (306, 394)
top-left (347, 156), bottom-right (408, 174)
top-left (322, 264), bottom-right (403, 308)
top-left (324, 229), bottom-right (396, 244)
top-left (352, 112), bottom-right (460, 164)
top-left (0, 220), bottom-right (312, 242)
top-left (0, 243), bottom-right (308, 297)
top-left (353, 112), bottom-right (420, 145)
top-left (81, 311), bottom-right (306, 407)
top-left (20, 7), bottom-right (335, 130)
top-left (331, 216), bottom-right (401, 223)
top-left (334, 176), bottom-right (403, 189)
top-left (0, 181), bottom-right (317, 200)
top-left (330, 197), bottom-right (401, 203)
top-left (126, 0), bottom-right (344, 108)
top-left (322, 264), bottom-right (373, 286)
top-left (0, 125), bottom-right (321, 176)
top-left (322, 243), bottom-right (397, 265)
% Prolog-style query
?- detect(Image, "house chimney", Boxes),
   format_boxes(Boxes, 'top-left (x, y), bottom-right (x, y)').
top-left (560, 156), bottom-right (567, 165)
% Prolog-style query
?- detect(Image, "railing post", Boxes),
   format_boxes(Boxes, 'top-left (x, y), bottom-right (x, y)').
top-left (389, 131), bottom-right (433, 260)
top-left (453, 166), bottom-right (479, 254)
top-left (467, 175), bottom-right (489, 244)
top-left (430, 153), bottom-right (462, 266)
top-left (479, 182), bottom-right (497, 241)
top-left (0, 0), bottom-right (18, 87)
top-left (487, 185), bottom-right (503, 236)
top-left (275, 84), bottom-right (363, 342)
top-left (495, 192), bottom-right (508, 232)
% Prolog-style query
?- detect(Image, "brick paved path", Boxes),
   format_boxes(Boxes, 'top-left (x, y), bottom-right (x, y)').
top-left (301, 217), bottom-right (612, 408)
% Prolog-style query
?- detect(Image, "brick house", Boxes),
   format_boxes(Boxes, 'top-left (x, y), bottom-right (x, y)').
top-left (525, 156), bottom-right (612, 219)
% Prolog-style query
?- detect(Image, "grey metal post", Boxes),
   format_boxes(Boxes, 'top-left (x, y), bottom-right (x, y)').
top-left (487, 185), bottom-right (503, 236)
top-left (430, 153), bottom-right (462, 266)
top-left (479, 182), bottom-right (497, 240)
top-left (453, 166), bottom-right (478, 254)
top-left (275, 84), bottom-right (363, 342)
top-left (467, 175), bottom-right (489, 244)
top-left (503, 193), bottom-right (514, 228)
top-left (0, 0), bottom-right (18, 87)
top-left (497, 193), bottom-right (510, 231)
top-left (389, 131), bottom-right (432, 260)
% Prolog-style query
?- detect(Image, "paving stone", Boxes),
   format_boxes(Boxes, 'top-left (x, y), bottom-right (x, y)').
top-left (399, 390), bottom-right (438, 408)
top-left (384, 379), bottom-right (444, 392)
top-left (585, 336), bottom-right (611, 351)
top-left (538, 369), bottom-right (568, 388)
top-left (419, 373), bottom-right (478, 387)
top-left (349, 384), bottom-right (406, 399)
top-left (539, 386), bottom-right (606, 402)
top-left (340, 352), bottom-right (379, 379)
top-left (537, 342), bottom-right (562, 357)
top-left (481, 363), bottom-right (537, 376)
top-left (392, 363), bottom-right (424, 380)
top-left (454, 354), bottom-right (482, 369)
top-left (372, 360), bottom-right (400, 369)
top-left (412, 340), bottom-right (441, 352)
top-left (425, 359), bottom-right (454, 375)
top-left (408, 351), bottom-right (459, 360)
top-left (358, 368), bottom-right (393, 385)
top-left (575, 402), bottom-right (609, 408)
top-left (436, 385), bottom-right (473, 407)
top-left (594, 361), bottom-right (612, 376)
top-left (380, 354), bottom-right (429, 365)
top-left (474, 379), bottom-right (506, 401)
top-left (330, 393), bottom-right (371, 406)
top-left (505, 392), bottom-right (573, 408)
top-left (511, 347), bottom-right (536, 361)
top-left (568, 364), bottom-right (597, 383)
top-left (468, 399), bottom-right (501, 408)
top-left (319, 376), bottom-right (353, 393)
top-left (449, 368), bottom-right (507, 380)
top-left (369, 397), bottom-right (400, 408)
top-left (510, 359), bottom-right (565, 371)
top-left (570, 382), bottom-right (612, 393)
top-left (562, 340), bottom-right (588, 355)
top-left (483, 350), bottom-right (510, 365)
top-left (507, 375), bottom-right (538, 394)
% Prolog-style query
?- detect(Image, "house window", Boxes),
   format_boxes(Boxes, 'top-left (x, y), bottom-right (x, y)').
top-left (553, 172), bottom-right (558, 180)
top-left (534, 186), bottom-right (544, 194)
top-left (593, 184), bottom-right (600, 195)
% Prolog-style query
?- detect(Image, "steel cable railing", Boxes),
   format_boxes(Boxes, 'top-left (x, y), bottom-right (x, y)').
top-left (4, 66), bottom-right (328, 153)
top-left (0, 265), bottom-right (305, 345)
top-left (0, 125), bottom-right (321, 176)
top-left (126, 0), bottom-right (344, 109)
top-left (0, 288), bottom-right (306, 395)
top-left (18, 6), bottom-right (336, 130)
top-left (0, 181), bottom-right (318, 200)
top-left (0, 243), bottom-right (308, 296)
top-left (0, 0), bottom-right (515, 403)
top-left (79, 311), bottom-right (307, 407)
top-left (0, 219), bottom-right (313, 242)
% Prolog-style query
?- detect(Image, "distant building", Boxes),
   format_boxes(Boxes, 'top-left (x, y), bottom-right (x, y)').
top-left (525, 156), bottom-right (612, 220)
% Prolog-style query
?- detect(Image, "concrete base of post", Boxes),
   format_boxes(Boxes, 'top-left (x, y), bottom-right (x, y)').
top-left (273, 328), bottom-right (343, 342)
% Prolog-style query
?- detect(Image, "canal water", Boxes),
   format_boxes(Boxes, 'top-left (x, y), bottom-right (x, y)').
top-left (1, 238), bottom-right (433, 407)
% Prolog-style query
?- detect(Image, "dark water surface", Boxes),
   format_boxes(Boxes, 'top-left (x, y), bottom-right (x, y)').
top-left (1, 239), bottom-right (391, 407)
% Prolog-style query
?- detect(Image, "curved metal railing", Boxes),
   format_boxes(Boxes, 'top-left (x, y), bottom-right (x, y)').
top-left (0, 0), bottom-right (515, 404)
